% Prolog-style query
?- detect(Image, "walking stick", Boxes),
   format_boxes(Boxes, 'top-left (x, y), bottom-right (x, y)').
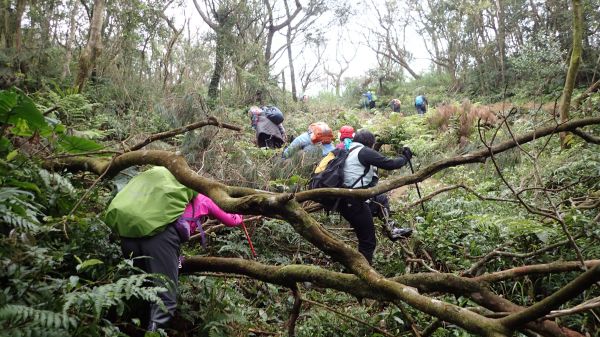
top-left (241, 221), bottom-right (257, 258)
top-left (407, 158), bottom-right (426, 213)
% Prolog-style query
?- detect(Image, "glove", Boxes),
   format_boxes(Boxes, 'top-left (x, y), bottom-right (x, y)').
top-left (402, 146), bottom-right (413, 161)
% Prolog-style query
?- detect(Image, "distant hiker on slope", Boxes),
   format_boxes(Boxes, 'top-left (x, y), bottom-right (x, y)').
top-left (249, 105), bottom-right (286, 148)
top-left (390, 98), bottom-right (401, 112)
top-left (415, 94), bottom-right (428, 115)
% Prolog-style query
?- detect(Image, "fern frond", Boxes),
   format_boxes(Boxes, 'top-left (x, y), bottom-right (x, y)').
top-left (0, 304), bottom-right (77, 330)
top-left (63, 274), bottom-right (167, 320)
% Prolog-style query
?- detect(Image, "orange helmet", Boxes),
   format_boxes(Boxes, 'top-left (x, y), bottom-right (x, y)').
top-left (308, 122), bottom-right (333, 144)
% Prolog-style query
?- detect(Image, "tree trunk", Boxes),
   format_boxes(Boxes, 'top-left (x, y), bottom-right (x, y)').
top-left (61, 0), bottom-right (79, 80)
top-left (207, 31), bottom-right (226, 107)
top-left (285, 24), bottom-right (297, 102)
top-left (494, 0), bottom-right (506, 86)
top-left (559, 0), bottom-right (583, 148)
top-left (14, 0), bottom-right (26, 52)
top-left (75, 0), bottom-right (105, 92)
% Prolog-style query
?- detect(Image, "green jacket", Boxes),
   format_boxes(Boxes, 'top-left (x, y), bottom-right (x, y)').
top-left (104, 166), bottom-right (196, 238)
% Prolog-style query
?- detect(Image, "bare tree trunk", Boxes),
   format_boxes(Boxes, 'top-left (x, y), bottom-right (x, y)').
top-left (494, 0), bottom-right (506, 86)
top-left (160, 13), bottom-right (184, 91)
top-left (75, 0), bottom-right (105, 92)
top-left (559, 0), bottom-right (583, 148)
top-left (61, 0), bottom-right (79, 80)
top-left (285, 21), bottom-right (297, 101)
top-left (14, 0), bottom-right (26, 52)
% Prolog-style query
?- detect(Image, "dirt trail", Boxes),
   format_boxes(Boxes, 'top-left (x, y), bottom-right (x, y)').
top-left (388, 177), bottom-right (444, 204)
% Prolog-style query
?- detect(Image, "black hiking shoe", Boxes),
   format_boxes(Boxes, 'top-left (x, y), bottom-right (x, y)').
top-left (384, 220), bottom-right (413, 242)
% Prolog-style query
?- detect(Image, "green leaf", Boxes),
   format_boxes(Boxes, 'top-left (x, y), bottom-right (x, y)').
top-left (76, 258), bottom-right (104, 272)
top-left (58, 135), bottom-right (103, 153)
top-left (6, 150), bottom-right (18, 161)
top-left (0, 137), bottom-right (10, 152)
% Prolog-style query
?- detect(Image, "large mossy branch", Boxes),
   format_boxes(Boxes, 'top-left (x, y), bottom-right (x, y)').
top-left (182, 257), bottom-right (589, 337)
top-left (295, 116), bottom-right (600, 202)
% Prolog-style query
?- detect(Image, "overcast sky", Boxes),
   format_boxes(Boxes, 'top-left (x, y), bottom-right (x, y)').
top-left (172, 0), bottom-right (431, 95)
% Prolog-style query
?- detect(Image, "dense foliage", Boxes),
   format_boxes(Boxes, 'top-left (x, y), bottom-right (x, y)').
top-left (2, 1), bottom-right (600, 336)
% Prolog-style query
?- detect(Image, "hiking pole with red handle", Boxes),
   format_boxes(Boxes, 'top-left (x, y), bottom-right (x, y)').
top-left (241, 221), bottom-right (257, 258)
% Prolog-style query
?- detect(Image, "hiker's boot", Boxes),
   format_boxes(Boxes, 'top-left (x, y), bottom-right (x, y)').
top-left (385, 220), bottom-right (413, 242)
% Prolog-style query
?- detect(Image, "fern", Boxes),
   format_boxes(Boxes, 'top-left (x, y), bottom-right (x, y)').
top-left (63, 274), bottom-right (167, 320)
top-left (0, 304), bottom-right (77, 332)
top-left (0, 187), bottom-right (42, 232)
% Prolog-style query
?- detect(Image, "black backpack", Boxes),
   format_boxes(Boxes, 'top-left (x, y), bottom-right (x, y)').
top-left (263, 106), bottom-right (284, 124)
top-left (308, 147), bottom-right (369, 210)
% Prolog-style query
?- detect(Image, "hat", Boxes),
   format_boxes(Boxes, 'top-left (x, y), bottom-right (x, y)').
top-left (339, 125), bottom-right (355, 140)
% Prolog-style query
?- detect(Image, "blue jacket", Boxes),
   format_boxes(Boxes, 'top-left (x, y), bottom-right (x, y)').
top-left (283, 132), bottom-right (334, 158)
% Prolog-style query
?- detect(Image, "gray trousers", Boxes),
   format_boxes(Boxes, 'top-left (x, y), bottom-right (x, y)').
top-left (121, 224), bottom-right (181, 329)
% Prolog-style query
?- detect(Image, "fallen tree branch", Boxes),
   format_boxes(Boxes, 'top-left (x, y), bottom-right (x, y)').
top-left (546, 296), bottom-right (600, 319)
top-left (474, 260), bottom-right (600, 283)
top-left (463, 235), bottom-right (585, 277)
top-left (128, 116), bottom-right (241, 151)
top-left (181, 256), bottom-right (584, 337)
top-left (571, 129), bottom-right (600, 144)
top-left (402, 184), bottom-right (519, 211)
top-left (499, 263), bottom-right (600, 329)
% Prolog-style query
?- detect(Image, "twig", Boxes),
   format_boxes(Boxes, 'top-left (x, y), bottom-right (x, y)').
top-left (502, 116), bottom-right (586, 267)
top-left (62, 156), bottom-right (116, 239)
top-left (546, 295), bottom-right (600, 318)
top-left (401, 184), bottom-right (518, 211)
top-left (420, 319), bottom-right (442, 337)
top-left (247, 328), bottom-right (277, 335)
top-left (301, 297), bottom-right (399, 337)
top-left (43, 106), bottom-right (60, 116)
top-left (463, 235), bottom-right (583, 277)
top-left (287, 285), bottom-right (302, 337)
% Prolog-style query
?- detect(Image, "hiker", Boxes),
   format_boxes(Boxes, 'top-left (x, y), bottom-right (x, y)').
top-left (415, 95), bottom-right (428, 115)
top-left (362, 91), bottom-right (373, 109)
top-left (283, 122), bottom-right (335, 158)
top-left (336, 125), bottom-right (355, 150)
top-left (249, 105), bottom-right (286, 148)
top-left (390, 98), bottom-right (401, 112)
top-left (369, 91), bottom-right (378, 109)
top-left (338, 130), bottom-right (413, 264)
top-left (105, 167), bottom-right (243, 331)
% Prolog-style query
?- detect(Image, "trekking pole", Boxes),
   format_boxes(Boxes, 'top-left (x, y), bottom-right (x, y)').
top-left (241, 221), bottom-right (257, 258)
top-left (407, 158), bottom-right (426, 213)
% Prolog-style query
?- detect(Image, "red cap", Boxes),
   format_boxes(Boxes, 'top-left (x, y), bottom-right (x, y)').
top-left (339, 125), bottom-right (355, 140)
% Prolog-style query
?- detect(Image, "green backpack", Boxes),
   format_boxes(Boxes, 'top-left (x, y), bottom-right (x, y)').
top-left (104, 166), bottom-right (196, 238)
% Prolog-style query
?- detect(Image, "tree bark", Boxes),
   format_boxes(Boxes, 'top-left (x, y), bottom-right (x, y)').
top-left (75, 0), bottom-right (105, 92)
top-left (14, 0), bottom-right (26, 52)
top-left (559, 0), bottom-right (583, 148)
top-left (61, 0), bottom-right (79, 80)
